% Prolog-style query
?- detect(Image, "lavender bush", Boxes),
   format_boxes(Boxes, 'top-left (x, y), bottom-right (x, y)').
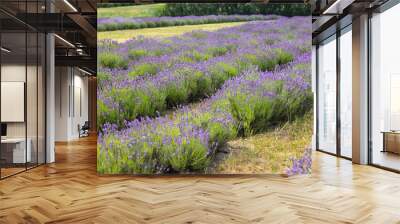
top-left (285, 148), bottom-right (312, 176)
top-left (98, 17), bottom-right (310, 129)
top-left (97, 16), bottom-right (312, 174)
top-left (98, 14), bottom-right (277, 31)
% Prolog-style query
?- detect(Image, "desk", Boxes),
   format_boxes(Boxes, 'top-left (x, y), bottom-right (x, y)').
top-left (381, 131), bottom-right (400, 154)
top-left (1, 138), bottom-right (31, 163)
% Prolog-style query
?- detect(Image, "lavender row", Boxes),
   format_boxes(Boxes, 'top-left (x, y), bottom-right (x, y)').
top-left (98, 14), bottom-right (277, 31)
top-left (97, 52), bottom-right (313, 174)
top-left (97, 17), bottom-right (311, 129)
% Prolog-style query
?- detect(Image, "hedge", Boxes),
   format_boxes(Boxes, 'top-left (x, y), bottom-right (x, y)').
top-left (161, 3), bottom-right (310, 17)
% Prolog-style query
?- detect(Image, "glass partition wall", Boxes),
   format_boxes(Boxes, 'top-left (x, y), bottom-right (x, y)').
top-left (315, 0), bottom-right (400, 172)
top-left (370, 3), bottom-right (400, 171)
top-left (317, 35), bottom-right (337, 155)
top-left (0, 4), bottom-right (46, 179)
top-left (339, 26), bottom-right (352, 159)
top-left (316, 25), bottom-right (352, 159)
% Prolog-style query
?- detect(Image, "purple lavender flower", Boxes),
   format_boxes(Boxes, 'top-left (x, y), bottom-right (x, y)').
top-left (98, 15), bottom-right (277, 31)
top-left (97, 16), bottom-right (313, 175)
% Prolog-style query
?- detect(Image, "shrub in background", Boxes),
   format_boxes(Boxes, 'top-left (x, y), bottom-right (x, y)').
top-left (161, 3), bottom-right (310, 17)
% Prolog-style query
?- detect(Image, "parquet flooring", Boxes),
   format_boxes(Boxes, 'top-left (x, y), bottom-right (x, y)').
top-left (0, 167), bottom-right (26, 178)
top-left (1, 135), bottom-right (400, 223)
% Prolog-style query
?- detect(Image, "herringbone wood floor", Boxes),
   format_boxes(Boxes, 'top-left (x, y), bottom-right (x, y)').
top-left (0, 136), bottom-right (400, 224)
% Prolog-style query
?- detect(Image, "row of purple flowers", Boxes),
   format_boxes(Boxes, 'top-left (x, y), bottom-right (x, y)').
top-left (97, 17), bottom-right (313, 175)
top-left (98, 14), bottom-right (277, 31)
top-left (98, 17), bottom-right (310, 129)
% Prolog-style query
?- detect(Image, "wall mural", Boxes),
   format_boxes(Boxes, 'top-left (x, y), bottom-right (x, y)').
top-left (97, 3), bottom-right (313, 175)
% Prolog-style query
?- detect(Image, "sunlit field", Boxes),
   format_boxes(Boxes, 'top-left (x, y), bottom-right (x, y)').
top-left (98, 3), bottom-right (165, 18)
top-left (98, 22), bottom-right (247, 42)
top-left (217, 112), bottom-right (312, 174)
top-left (97, 4), bottom-right (312, 175)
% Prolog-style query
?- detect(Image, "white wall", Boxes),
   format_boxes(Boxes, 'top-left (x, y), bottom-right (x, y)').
top-left (1, 65), bottom-right (26, 139)
top-left (55, 67), bottom-right (89, 141)
top-left (1, 65), bottom-right (36, 138)
top-left (1, 82), bottom-right (25, 122)
top-left (1, 64), bottom-right (25, 81)
top-left (72, 73), bottom-right (89, 138)
top-left (55, 66), bottom-right (69, 141)
top-left (1, 63), bottom-right (46, 164)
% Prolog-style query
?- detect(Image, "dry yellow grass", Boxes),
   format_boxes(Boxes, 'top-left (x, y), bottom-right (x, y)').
top-left (216, 112), bottom-right (313, 174)
top-left (98, 22), bottom-right (247, 42)
top-left (98, 4), bottom-right (165, 18)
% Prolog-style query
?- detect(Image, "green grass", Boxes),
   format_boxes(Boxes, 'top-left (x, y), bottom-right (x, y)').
top-left (98, 52), bottom-right (128, 69)
top-left (215, 112), bottom-right (313, 174)
top-left (98, 4), bottom-right (166, 18)
top-left (98, 22), bottom-right (247, 42)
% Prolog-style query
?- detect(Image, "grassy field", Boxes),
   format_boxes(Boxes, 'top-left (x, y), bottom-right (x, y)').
top-left (98, 22), bottom-right (246, 42)
top-left (97, 16), bottom-right (312, 175)
top-left (216, 112), bottom-right (313, 174)
top-left (98, 4), bottom-right (165, 18)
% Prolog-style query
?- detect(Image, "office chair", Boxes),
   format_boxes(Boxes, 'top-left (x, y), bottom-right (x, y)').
top-left (79, 121), bottom-right (90, 138)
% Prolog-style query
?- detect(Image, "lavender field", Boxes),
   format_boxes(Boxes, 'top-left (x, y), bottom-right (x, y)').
top-left (97, 16), bottom-right (312, 175)
top-left (98, 14), bottom-right (276, 31)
